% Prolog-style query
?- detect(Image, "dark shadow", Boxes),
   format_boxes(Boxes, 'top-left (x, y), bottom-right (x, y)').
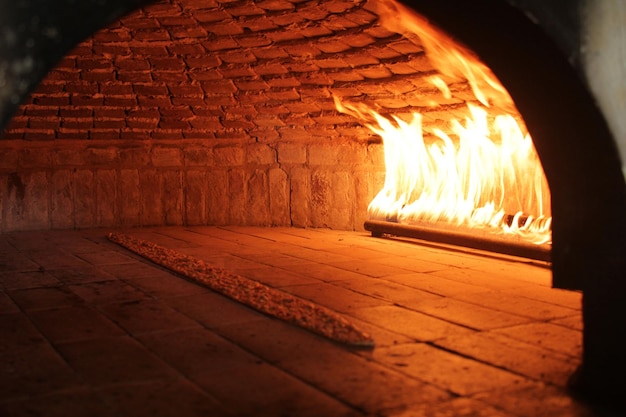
top-left (0, 0), bottom-right (155, 127)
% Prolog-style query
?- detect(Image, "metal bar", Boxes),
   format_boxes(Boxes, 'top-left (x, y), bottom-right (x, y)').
top-left (364, 220), bottom-right (551, 262)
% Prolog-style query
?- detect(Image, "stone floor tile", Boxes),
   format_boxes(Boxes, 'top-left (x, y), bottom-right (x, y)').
top-left (27, 305), bottom-right (126, 343)
top-left (174, 250), bottom-right (262, 271)
top-left (96, 379), bottom-right (233, 417)
top-left (350, 304), bottom-right (475, 342)
top-left (275, 245), bottom-right (357, 264)
top-left (166, 291), bottom-right (267, 329)
top-left (345, 237), bottom-right (440, 257)
top-left (429, 266), bottom-right (534, 291)
top-left (216, 318), bottom-right (452, 415)
top-left (319, 230), bottom-right (378, 244)
top-left (0, 252), bottom-right (41, 273)
top-left (243, 225), bottom-right (310, 239)
top-left (68, 279), bottom-right (149, 305)
top-left (5, 232), bottom-right (56, 251)
top-left (160, 227), bottom-right (241, 247)
top-left (237, 264), bottom-right (322, 287)
top-left (0, 236), bottom-right (15, 251)
top-left (328, 246), bottom-right (391, 261)
top-left (388, 397), bottom-right (517, 417)
top-left (75, 250), bottom-right (137, 266)
top-left (100, 262), bottom-right (173, 280)
top-left (281, 282), bottom-right (392, 313)
top-left (384, 271), bottom-right (487, 297)
top-left (175, 236), bottom-right (244, 255)
top-left (9, 286), bottom-right (84, 310)
top-left (433, 332), bottom-right (580, 386)
top-left (0, 342), bottom-right (83, 401)
top-left (375, 254), bottom-right (452, 273)
top-left (492, 322), bottom-right (583, 358)
top-left (234, 240), bottom-right (302, 256)
top-left (56, 336), bottom-right (178, 386)
top-left (296, 262), bottom-right (374, 282)
top-left (133, 226), bottom-right (187, 236)
top-left (344, 314), bottom-right (414, 347)
top-left (0, 313), bottom-right (47, 353)
top-left (512, 284), bottom-right (582, 310)
top-left (138, 327), bottom-right (270, 378)
top-left (0, 388), bottom-right (115, 417)
top-left (551, 313), bottom-right (583, 331)
top-left (26, 249), bottom-right (89, 269)
top-left (0, 270), bottom-right (61, 290)
top-left (207, 242), bottom-right (276, 256)
top-left (215, 315), bottom-right (354, 365)
top-left (472, 381), bottom-right (607, 417)
top-left (38, 230), bottom-right (114, 252)
top-left (99, 299), bottom-right (202, 335)
top-left (413, 297), bottom-right (532, 330)
top-left (334, 276), bottom-right (445, 305)
top-left (372, 342), bottom-right (527, 396)
top-left (262, 230), bottom-right (351, 252)
top-left (254, 226), bottom-right (324, 241)
top-left (47, 265), bottom-right (117, 284)
top-left (195, 361), bottom-right (364, 417)
top-left (328, 258), bottom-right (417, 278)
top-left (78, 228), bottom-right (117, 240)
top-left (226, 257), bottom-right (289, 274)
top-left (234, 250), bottom-right (311, 267)
top-left (120, 271), bottom-right (209, 299)
top-left (190, 226), bottom-right (274, 247)
top-left (468, 259), bottom-right (552, 286)
top-left (368, 238), bottom-right (499, 269)
top-left (0, 290), bottom-right (19, 313)
top-left (454, 290), bottom-right (578, 321)
top-left (114, 229), bottom-right (199, 249)
top-left (54, 238), bottom-right (113, 255)
top-left (275, 237), bottom-right (347, 252)
top-left (218, 225), bottom-right (292, 238)
top-left (296, 227), bottom-right (368, 243)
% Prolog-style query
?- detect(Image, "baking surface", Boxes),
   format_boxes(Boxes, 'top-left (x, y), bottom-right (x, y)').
top-left (0, 226), bottom-right (596, 416)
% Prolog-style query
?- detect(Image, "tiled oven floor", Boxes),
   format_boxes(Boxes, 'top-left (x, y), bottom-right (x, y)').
top-left (0, 226), bottom-right (615, 416)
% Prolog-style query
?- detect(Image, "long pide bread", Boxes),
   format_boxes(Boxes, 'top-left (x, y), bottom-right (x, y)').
top-left (108, 232), bottom-right (374, 348)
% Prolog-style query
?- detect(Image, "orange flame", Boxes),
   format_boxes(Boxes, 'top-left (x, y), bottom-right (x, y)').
top-left (336, 0), bottom-right (551, 244)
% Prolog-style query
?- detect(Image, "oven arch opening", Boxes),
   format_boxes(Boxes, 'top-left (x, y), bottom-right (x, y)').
top-left (1, 0), bottom-right (626, 410)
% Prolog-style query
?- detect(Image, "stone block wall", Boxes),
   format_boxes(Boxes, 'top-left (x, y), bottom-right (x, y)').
top-left (0, 0), bottom-right (471, 232)
top-left (0, 139), bottom-right (383, 232)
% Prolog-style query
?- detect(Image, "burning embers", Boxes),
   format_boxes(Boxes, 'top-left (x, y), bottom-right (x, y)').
top-left (337, 0), bottom-right (551, 256)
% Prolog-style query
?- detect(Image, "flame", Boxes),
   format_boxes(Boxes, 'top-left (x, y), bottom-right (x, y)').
top-left (336, 0), bottom-right (551, 244)
top-left (372, 0), bottom-right (513, 111)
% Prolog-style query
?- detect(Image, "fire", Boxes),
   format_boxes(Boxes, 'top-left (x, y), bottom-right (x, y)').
top-left (336, 0), bottom-right (551, 244)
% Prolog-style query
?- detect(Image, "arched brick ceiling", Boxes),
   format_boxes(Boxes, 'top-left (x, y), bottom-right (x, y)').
top-left (2, 0), bottom-right (472, 142)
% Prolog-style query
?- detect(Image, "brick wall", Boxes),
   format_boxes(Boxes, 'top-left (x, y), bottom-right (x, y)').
top-left (0, 0), bottom-right (469, 232)
top-left (0, 139), bottom-right (382, 231)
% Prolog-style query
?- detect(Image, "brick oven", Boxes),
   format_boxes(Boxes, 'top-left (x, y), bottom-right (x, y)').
top-left (1, 0), bottom-right (626, 411)
top-left (1, 0), bottom-right (395, 232)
